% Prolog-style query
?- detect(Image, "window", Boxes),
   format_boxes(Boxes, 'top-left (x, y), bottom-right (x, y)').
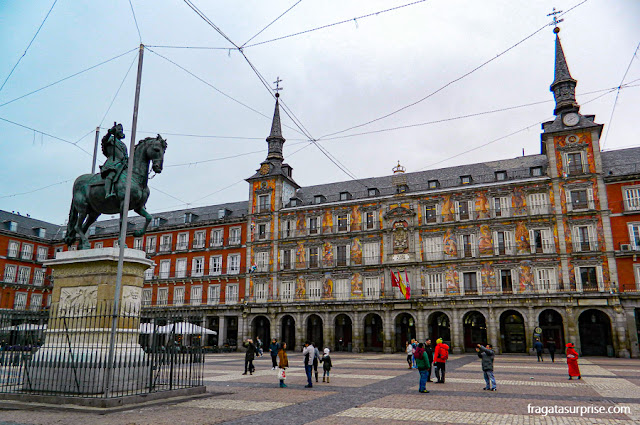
top-left (307, 280), bottom-right (322, 301)
top-left (566, 152), bottom-right (584, 175)
top-left (177, 233), bottom-right (189, 250)
top-left (37, 228), bottom-right (46, 238)
top-left (460, 175), bottom-right (472, 185)
top-left (335, 278), bottom-right (349, 300)
top-left (157, 288), bottom-right (168, 305)
top-left (173, 286), bottom-right (185, 306)
top-left (314, 195), bottom-right (324, 204)
top-left (281, 249), bottom-right (293, 270)
top-left (4, 264), bottom-right (17, 282)
top-left (14, 293), bottom-right (27, 310)
top-left (190, 285), bottom-right (202, 306)
top-left (227, 254), bottom-right (240, 274)
top-left (528, 193), bottom-right (549, 215)
top-left (425, 204), bottom-right (439, 224)
top-left (456, 200), bottom-right (472, 221)
top-left (217, 209), bottom-right (227, 219)
top-left (210, 256), bottom-right (222, 275)
top-left (462, 272), bottom-right (478, 295)
top-left (146, 236), bottom-right (157, 253)
top-left (336, 245), bottom-right (350, 266)
top-left (225, 284), bottom-right (239, 304)
top-left (573, 225), bottom-right (595, 252)
top-left (336, 213), bottom-right (350, 232)
top-left (396, 184), bottom-right (409, 193)
top-left (133, 237), bottom-right (143, 250)
top-left (577, 266), bottom-right (601, 292)
top-left (535, 268), bottom-right (557, 293)
top-left (17, 267), bottom-right (31, 284)
top-left (29, 293), bottom-right (42, 311)
top-left (176, 258), bottom-right (187, 278)
top-left (254, 282), bottom-right (268, 302)
top-left (424, 237), bottom-right (443, 261)
top-left (256, 251), bottom-right (269, 272)
top-left (529, 229), bottom-right (554, 253)
top-left (308, 217), bottom-right (319, 235)
top-left (142, 289), bottom-right (152, 306)
top-left (340, 192), bottom-right (351, 201)
top-left (308, 247), bottom-right (319, 268)
top-left (428, 180), bottom-right (439, 189)
top-left (159, 260), bottom-right (171, 279)
top-left (152, 217), bottom-right (162, 227)
top-left (500, 270), bottom-right (513, 293)
top-left (36, 246), bottom-right (48, 262)
top-left (208, 285), bottom-right (221, 305)
top-left (530, 166), bottom-right (543, 177)
top-left (19, 244), bottom-right (32, 260)
top-left (258, 195), bottom-right (269, 213)
top-left (495, 171), bottom-right (507, 181)
top-left (7, 241), bottom-right (19, 258)
top-left (160, 234), bottom-right (172, 252)
top-left (459, 234), bottom-right (476, 258)
top-left (368, 188), bottom-right (379, 197)
top-left (210, 229), bottom-right (223, 247)
top-left (184, 213), bottom-right (194, 224)
top-left (144, 268), bottom-right (154, 280)
top-left (629, 223), bottom-right (640, 250)
top-left (364, 211), bottom-right (376, 230)
top-left (281, 281), bottom-right (294, 301)
top-left (569, 189), bottom-right (592, 211)
top-left (361, 276), bottom-right (378, 299)
top-left (192, 257), bottom-right (205, 277)
top-left (363, 242), bottom-right (380, 265)
top-left (493, 231), bottom-right (514, 255)
top-left (493, 197), bottom-right (510, 218)
top-left (193, 231), bottom-right (206, 248)
top-left (282, 219), bottom-right (293, 238)
top-left (623, 187), bottom-right (640, 211)
top-left (229, 227), bottom-right (241, 245)
top-left (8, 221), bottom-right (18, 232)
top-left (113, 239), bottom-right (119, 248)
top-left (33, 269), bottom-right (44, 286)
top-left (426, 273), bottom-right (445, 296)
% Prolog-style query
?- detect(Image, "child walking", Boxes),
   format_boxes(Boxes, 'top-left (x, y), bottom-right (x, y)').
top-left (320, 348), bottom-right (332, 383)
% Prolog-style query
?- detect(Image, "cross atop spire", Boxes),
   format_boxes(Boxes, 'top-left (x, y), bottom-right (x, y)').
top-left (273, 76), bottom-right (283, 98)
top-left (547, 7), bottom-right (564, 29)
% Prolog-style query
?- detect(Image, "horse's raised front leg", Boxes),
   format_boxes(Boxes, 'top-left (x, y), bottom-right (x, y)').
top-left (133, 206), bottom-right (152, 237)
top-left (74, 209), bottom-right (91, 250)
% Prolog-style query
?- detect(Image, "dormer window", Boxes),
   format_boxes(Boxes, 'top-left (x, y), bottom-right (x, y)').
top-left (396, 184), bottom-right (409, 193)
top-left (36, 228), bottom-right (46, 238)
top-left (289, 198), bottom-right (299, 207)
top-left (368, 188), bottom-right (379, 197)
top-left (88, 227), bottom-right (96, 236)
top-left (495, 171), bottom-right (507, 181)
top-left (152, 217), bottom-right (165, 227)
top-left (530, 166), bottom-right (543, 177)
top-left (184, 213), bottom-right (196, 224)
top-left (218, 208), bottom-right (230, 219)
top-left (339, 192), bottom-right (352, 201)
top-left (460, 175), bottom-right (472, 185)
top-left (7, 221), bottom-right (18, 232)
top-left (314, 195), bottom-right (325, 204)
top-left (428, 180), bottom-right (439, 189)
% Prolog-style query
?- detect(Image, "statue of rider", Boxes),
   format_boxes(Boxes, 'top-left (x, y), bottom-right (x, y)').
top-left (100, 122), bottom-right (128, 200)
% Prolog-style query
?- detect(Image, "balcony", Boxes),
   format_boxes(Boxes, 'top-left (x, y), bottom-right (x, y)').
top-left (159, 244), bottom-right (172, 253)
top-left (210, 238), bottom-right (224, 248)
top-left (176, 242), bottom-right (189, 251)
top-left (192, 240), bottom-right (206, 249)
top-left (227, 238), bottom-right (241, 247)
top-left (572, 239), bottom-right (599, 253)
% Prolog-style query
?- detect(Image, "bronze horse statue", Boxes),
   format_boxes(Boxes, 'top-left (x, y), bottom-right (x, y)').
top-left (64, 135), bottom-right (168, 249)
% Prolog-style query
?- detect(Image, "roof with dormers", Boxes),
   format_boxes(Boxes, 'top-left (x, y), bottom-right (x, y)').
top-left (0, 210), bottom-right (63, 241)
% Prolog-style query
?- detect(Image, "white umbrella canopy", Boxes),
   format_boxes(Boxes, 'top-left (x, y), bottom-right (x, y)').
top-left (154, 322), bottom-right (216, 335)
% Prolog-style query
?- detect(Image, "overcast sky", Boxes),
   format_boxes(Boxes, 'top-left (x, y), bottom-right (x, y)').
top-left (1, 0), bottom-right (639, 225)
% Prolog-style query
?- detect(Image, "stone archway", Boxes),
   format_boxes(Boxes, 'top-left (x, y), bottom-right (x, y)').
top-left (500, 310), bottom-right (526, 353)
top-left (463, 311), bottom-right (487, 352)
top-left (251, 315), bottom-right (271, 349)
top-left (394, 313), bottom-right (416, 352)
top-left (427, 312), bottom-right (451, 345)
top-left (578, 309), bottom-right (613, 356)
top-left (306, 314), bottom-right (323, 349)
top-left (538, 309), bottom-right (565, 353)
top-left (334, 314), bottom-right (353, 352)
top-left (363, 313), bottom-right (384, 352)
top-left (280, 315), bottom-right (295, 351)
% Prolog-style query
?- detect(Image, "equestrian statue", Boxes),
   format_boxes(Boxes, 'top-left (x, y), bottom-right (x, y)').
top-left (64, 122), bottom-right (168, 250)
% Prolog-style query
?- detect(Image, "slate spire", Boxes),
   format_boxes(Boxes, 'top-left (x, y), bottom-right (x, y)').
top-left (550, 28), bottom-right (579, 115)
top-left (266, 93), bottom-right (285, 163)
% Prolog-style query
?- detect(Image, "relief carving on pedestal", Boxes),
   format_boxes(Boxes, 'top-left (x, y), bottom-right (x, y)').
top-left (60, 286), bottom-right (97, 314)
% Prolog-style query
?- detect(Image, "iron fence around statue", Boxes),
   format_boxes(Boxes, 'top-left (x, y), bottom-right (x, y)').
top-left (0, 303), bottom-right (205, 398)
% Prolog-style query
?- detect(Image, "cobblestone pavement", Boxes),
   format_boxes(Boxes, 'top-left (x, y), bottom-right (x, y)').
top-left (1, 352), bottom-right (639, 425)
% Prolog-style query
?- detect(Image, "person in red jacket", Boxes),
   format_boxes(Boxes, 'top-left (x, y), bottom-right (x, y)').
top-left (565, 343), bottom-right (581, 380)
top-left (433, 338), bottom-right (449, 383)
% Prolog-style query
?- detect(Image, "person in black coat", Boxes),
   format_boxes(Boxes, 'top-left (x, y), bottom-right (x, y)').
top-left (243, 339), bottom-right (256, 375)
top-left (547, 339), bottom-right (557, 363)
top-left (424, 339), bottom-right (435, 382)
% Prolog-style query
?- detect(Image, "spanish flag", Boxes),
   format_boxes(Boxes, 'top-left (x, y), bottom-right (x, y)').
top-left (391, 270), bottom-right (411, 300)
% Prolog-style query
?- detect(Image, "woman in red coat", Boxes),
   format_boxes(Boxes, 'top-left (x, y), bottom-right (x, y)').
top-left (565, 343), bottom-right (581, 380)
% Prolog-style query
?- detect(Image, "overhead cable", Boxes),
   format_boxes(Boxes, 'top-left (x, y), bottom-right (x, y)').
top-left (241, 0), bottom-right (304, 48)
top-left (0, 116), bottom-right (92, 156)
top-left (128, 0), bottom-right (143, 44)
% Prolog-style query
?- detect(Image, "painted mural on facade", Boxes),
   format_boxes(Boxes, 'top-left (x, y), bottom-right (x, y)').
top-left (443, 229), bottom-right (457, 257)
top-left (515, 221), bottom-right (530, 254)
top-left (475, 191), bottom-right (490, 219)
top-left (518, 260), bottom-right (534, 292)
top-left (323, 273), bottom-right (333, 298)
top-left (351, 205), bottom-right (362, 232)
top-left (296, 242), bottom-right (305, 268)
top-left (512, 188), bottom-right (527, 215)
top-left (445, 265), bottom-right (459, 294)
top-left (393, 221), bottom-right (409, 254)
top-left (442, 195), bottom-right (455, 222)
top-left (296, 212), bottom-right (305, 235)
top-left (351, 237), bottom-right (362, 265)
top-left (350, 273), bottom-right (362, 297)
top-left (295, 276), bottom-right (305, 299)
top-left (252, 179), bottom-right (275, 214)
top-left (322, 210), bottom-right (333, 233)
top-left (553, 132), bottom-right (596, 176)
top-left (481, 262), bottom-right (496, 293)
top-left (322, 242), bottom-right (333, 267)
top-left (478, 224), bottom-right (493, 256)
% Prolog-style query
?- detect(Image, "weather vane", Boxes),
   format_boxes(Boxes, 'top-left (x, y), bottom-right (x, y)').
top-left (273, 76), bottom-right (283, 98)
top-left (547, 7), bottom-right (564, 33)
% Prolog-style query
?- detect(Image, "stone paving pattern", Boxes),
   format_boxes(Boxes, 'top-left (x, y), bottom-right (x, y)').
top-left (1, 352), bottom-right (639, 425)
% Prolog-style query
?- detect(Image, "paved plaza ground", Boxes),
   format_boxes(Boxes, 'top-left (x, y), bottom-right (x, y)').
top-left (1, 352), bottom-right (639, 425)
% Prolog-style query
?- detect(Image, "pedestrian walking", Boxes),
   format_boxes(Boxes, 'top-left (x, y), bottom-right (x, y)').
top-left (278, 342), bottom-right (288, 388)
top-left (411, 339), bottom-right (418, 368)
top-left (414, 343), bottom-right (430, 393)
top-left (313, 342), bottom-right (321, 383)
top-left (256, 337), bottom-right (263, 357)
top-left (243, 338), bottom-right (255, 375)
top-left (269, 338), bottom-right (279, 369)
top-left (424, 339), bottom-right (434, 382)
top-left (476, 343), bottom-right (497, 391)
top-left (433, 338), bottom-right (449, 383)
top-left (534, 338), bottom-right (544, 362)
top-left (320, 348), bottom-right (332, 383)
top-left (565, 343), bottom-right (581, 380)
top-left (405, 341), bottom-right (413, 369)
top-left (548, 339), bottom-right (556, 363)
top-left (302, 341), bottom-right (314, 388)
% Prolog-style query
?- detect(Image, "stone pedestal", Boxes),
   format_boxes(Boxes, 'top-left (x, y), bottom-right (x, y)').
top-left (27, 248), bottom-right (154, 394)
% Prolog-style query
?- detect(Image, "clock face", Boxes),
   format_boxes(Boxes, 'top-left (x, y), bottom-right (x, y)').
top-left (562, 112), bottom-right (580, 127)
top-left (259, 164), bottom-right (270, 175)
top-left (282, 183), bottom-right (295, 206)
